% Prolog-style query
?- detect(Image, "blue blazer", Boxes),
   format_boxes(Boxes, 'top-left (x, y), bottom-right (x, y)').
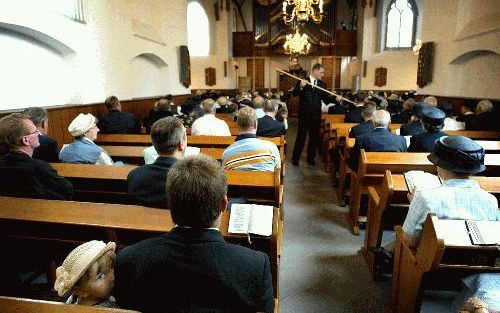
top-left (348, 128), bottom-right (407, 171)
top-left (400, 120), bottom-right (424, 136)
top-left (408, 131), bottom-right (447, 152)
top-left (349, 120), bottom-right (374, 138)
top-left (257, 115), bottom-right (285, 137)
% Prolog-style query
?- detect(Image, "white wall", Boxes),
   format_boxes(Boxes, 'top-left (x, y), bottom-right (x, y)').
top-left (0, 0), bottom-right (188, 110)
top-left (417, 0), bottom-right (500, 99)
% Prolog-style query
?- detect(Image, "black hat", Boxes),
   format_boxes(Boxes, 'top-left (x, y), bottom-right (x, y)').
top-left (421, 107), bottom-right (445, 125)
top-left (438, 102), bottom-right (454, 117)
top-left (427, 136), bottom-right (486, 174)
top-left (411, 102), bottom-right (428, 118)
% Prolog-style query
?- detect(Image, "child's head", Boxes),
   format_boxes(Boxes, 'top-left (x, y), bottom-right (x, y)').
top-left (55, 241), bottom-right (116, 303)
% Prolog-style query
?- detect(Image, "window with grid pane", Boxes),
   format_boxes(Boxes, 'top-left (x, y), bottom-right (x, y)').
top-left (385, 0), bottom-right (417, 49)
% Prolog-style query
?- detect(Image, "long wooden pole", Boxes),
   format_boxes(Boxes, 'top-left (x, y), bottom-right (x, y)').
top-left (275, 68), bottom-right (356, 105)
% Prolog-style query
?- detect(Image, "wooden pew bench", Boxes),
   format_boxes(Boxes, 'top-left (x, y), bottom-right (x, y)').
top-left (347, 151), bottom-right (500, 235)
top-left (387, 214), bottom-right (500, 313)
top-left (0, 196), bottom-right (281, 299)
top-left (0, 296), bottom-right (138, 313)
top-left (443, 130), bottom-right (500, 140)
top-left (364, 171), bottom-right (500, 279)
top-left (50, 163), bottom-right (282, 211)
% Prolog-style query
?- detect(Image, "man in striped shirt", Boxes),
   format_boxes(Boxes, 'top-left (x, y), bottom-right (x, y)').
top-left (222, 106), bottom-right (280, 172)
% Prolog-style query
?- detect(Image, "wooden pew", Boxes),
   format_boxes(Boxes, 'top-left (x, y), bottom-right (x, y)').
top-left (347, 151), bottom-right (500, 235)
top-left (50, 163), bottom-right (282, 210)
top-left (102, 146), bottom-right (225, 165)
top-left (186, 127), bottom-right (239, 136)
top-left (0, 196), bottom-right (281, 299)
top-left (0, 296), bottom-right (138, 313)
top-left (388, 214), bottom-right (500, 313)
top-left (443, 130), bottom-right (500, 140)
top-left (364, 171), bottom-right (500, 279)
top-left (320, 114), bottom-right (345, 160)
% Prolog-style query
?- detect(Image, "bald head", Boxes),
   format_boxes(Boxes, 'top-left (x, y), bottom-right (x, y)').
top-left (372, 110), bottom-right (391, 128)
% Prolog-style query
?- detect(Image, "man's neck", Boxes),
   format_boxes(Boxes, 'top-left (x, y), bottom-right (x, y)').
top-left (13, 147), bottom-right (32, 157)
top-left (239, 130), bottom-right (256, 135)
top-left (265, 112), bottom-right (276, 118)
top-left (159, 151), bottom-right (181, 159)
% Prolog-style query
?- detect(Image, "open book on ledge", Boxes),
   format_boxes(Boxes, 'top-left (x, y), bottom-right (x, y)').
top-left (228, 204), bottom-right (273, 237)
top-left (404, 170), bottom-right (442, 192)
top-left (436, 219), bottom-right (500, 246)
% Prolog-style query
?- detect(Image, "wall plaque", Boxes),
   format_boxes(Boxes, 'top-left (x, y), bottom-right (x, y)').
top-left (417, 42), bottom-right (434, 88)
top-left (374, 67), bottom-right (387, 87)
top-left (205, 67), bottom-right (216, 86)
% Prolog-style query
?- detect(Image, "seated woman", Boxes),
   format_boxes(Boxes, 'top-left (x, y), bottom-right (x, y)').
top-left (60, 113), bottom-right (122, 165)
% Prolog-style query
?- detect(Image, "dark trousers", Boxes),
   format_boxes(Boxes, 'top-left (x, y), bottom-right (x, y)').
top-left (293, 114), bottom-right (321, 162)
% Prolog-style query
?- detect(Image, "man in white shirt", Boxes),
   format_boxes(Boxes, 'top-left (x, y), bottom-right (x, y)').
top-left (253, 96), bottom-right (265, 118)
top-left (191, 99), bottom-right (231, 136)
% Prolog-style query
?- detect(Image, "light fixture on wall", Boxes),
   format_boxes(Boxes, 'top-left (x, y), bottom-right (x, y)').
top-left (282, 0), bottom-right (325, 25)
top-left (413, 39), bottom-right (422, 55)
top-left (283, 27), bottom-right (311, 55)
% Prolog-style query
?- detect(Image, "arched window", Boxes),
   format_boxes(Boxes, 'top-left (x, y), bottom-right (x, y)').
top-left (385, 0), bottom-right (417, 49)
top-left (187, 1), bottom-right (210, 56)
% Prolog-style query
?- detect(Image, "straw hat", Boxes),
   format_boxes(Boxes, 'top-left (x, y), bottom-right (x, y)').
top-left (428, 136), bottom-right (486, 174)
top-left (68, 113), bottom-right (97, 137)
top-left (54, 240), bottom-right (116, 297)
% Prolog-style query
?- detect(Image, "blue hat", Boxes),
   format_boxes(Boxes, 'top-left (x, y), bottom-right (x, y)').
top-left (427, 136), bottom-right (486, 174)
top-left (411, 102), bottom-right (428, 118)
top-left (421, 107), bottom-right (445, 125)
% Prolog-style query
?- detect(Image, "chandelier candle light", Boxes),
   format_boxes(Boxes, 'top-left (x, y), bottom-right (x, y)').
top-left (283, 28), bottom-right (311, 55)
top-left (282, 0), bottom-right (325, 24)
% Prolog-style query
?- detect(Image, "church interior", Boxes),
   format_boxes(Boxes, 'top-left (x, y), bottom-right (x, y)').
top-left (0, 0), bottom-right (499, 312)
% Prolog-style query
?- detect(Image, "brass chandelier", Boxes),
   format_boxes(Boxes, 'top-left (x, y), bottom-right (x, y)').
top-left (282, 0), bottom-right (325, 24)
top-left (283, 28), bottom-right (311, 55)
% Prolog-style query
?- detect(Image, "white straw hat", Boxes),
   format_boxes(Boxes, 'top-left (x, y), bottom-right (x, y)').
top-left (54, 240), bottom-right (116, 297)
top-left (68, 113), bottom-right (97, 137)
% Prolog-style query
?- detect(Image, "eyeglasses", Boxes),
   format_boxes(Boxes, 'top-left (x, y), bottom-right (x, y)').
top-left (24, 129), bottom-right (41, 137)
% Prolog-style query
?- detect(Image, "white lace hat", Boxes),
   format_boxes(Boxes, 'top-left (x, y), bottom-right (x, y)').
top-left (68, 113), bottom-right (97, 137)
top-left (54, 240), bottom-right (116, 297)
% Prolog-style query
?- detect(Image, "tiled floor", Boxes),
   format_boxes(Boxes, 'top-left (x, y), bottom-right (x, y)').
top-left (279, 118), bottom-right (389, 313)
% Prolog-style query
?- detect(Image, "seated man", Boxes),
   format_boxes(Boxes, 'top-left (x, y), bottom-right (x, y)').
top-left (423, 95), bottom-right (438, 108)
top-left (466, 99), bottom-right (498, 131)
top-left (0, 113), bottom-right (73, 200)
top-left (253, 95), bottom-right (265, 118)
top-left (98, 96), bottom-right (141, 134)
top-left (344, 92), bottom-right (366, 123)
top-left (23, 107), bottom-right (59, 163)
top-left (408, 107), bottom-right (447, 152)
top-left (190, 98), bottom-right (231, 136)
top-left (348, 110), bottom-right (407, 172)
top-left (115, 155), bottom-right (274, 312)
top-left (127, 117), bottom-right (186, 207)
top-left (439, 102), bottom-right (464, 131)
top-left (400, 102), bottom-right (427, 136)
top-left (349, 102), bottom-right (376, 138)
top-left (391, 98), bottom-right (415, 124)
top-left (456, 102), bottom-right (475, 125)
top-left (257, 99), bottom-right (286, 137)
top-left (222, 106), bottom-right (280, 171)
top-left (403, 136), bottom-right (498, 248)
top-left (143, 98), bottom-right (173, 133)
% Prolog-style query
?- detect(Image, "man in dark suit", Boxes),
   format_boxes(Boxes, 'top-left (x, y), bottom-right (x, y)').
top-left (98, 96), bottom-right (141, 134)
top-left (456, 102), bottom-right (476, 125)
top-left (257, 99), bottom-right (286, 137)
top-left (391, 98), bottom-right (415, 124)
top-left (408, 108), bottom-right (447, 152)
top-left (344, 92), bottom-right (366, 123)
top-left (349, 102), bottom-right (376, 138)
top-left (292, 63), bottom-right (333, 166)
top-left (0, 113), bottom-right (73, 200)
top-left (349, 110), bottom-right (407, 172)
top-left (400, 102), bottom-right (427, 136)
top-left (466, 99), bottom-right (499, 131)
top-left (115, 155), bottom-right (274, 313)
top-left (23, 107), bottom-right (59, 163)
top-left (127, 117), bottom-right (185, 207)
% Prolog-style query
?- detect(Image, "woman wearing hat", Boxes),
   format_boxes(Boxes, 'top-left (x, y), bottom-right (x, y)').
top-left (60, 113), bottom-right (121, 165)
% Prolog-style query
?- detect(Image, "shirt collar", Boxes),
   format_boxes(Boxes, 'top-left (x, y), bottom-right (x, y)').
top-left (442, 179), bottom-right (480, 188)
top-left (82, 137), bottom-right (97, 145)
top-left (309, 75), bottom-right (316, 83)
top-left (236, 133), bottom-right (257, 141)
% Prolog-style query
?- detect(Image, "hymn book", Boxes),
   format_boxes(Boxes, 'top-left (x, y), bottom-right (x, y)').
top-left (404, 170), bottom-right (442, 192)
top-left (228, 204), bottom-right (273, 237)
top-left (435, 220), bottom-right (500, 246)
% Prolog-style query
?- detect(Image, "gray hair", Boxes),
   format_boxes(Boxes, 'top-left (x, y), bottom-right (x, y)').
top-left (372, 110), bottom-right (391, 127)
top-left (237, 106), bottom-right (258, 130)
top-left (362, 102), bottom-right (376, 120)
top-left (23, 107), bottom-right (48, 127)
top-left (477, 99), bottom-right (493, 113)
top-left (264, 99), bottom-right (279, 113)
top-left (150, 117), bottom-right (186, 154)
top-left (252, 96), bottom-right (265, 109)
top-left (201, 98), bottom-right (216, 114)
top-left (423, 96), bottom-right (438, 107)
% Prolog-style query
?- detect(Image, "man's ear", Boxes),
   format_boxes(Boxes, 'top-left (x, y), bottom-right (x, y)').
top-left (220, 195), bottom-right (228, 213)
top-left (41, 120), bottom-right (48, 130)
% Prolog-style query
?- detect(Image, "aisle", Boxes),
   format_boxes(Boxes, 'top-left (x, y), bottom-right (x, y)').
top-left (279, 118), bottom-right (388, 313)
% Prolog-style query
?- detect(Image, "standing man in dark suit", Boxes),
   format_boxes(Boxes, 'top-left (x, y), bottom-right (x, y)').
top-left (348, 110), bottom-right (407, 172)
top-left (408, 108), bottom-right (447, 152)
top-left (98, 96), bottom-right (141, 134)
top-left (115, 155), bottom-right (274, 313)
top-left (349, 102), bottom-right (376, 138)
top-left (292, 63), bottom-right (332, 166)
top-left (127, 117), bottom-right (186, 207)
top-left (23, 107), bottom-right (59, 163)
top-left (257, 99), bottom-right (286, 137)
